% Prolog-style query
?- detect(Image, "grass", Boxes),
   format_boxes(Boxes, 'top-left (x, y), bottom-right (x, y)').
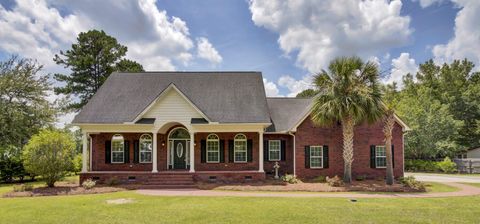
top-left (425, 182), bottom-right (459, 193)
top-left (0, 178), bottom-right (478, 223)
top-left (0, 191), bottom-right (479, 223)
top-left (460, 182), bottom-right (480, 188)
top-left (407, 172), bottom-right (480, 177)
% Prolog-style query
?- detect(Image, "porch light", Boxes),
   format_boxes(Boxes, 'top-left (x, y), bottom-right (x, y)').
top-left (161, 141), bottom-right (165, 146)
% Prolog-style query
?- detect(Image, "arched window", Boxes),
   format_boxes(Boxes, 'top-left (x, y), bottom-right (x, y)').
top-left (139, 134), bottom-right (152, 163)
top-left (234, 134), bottom-right (247, 162)
top-left (206, 134), bottom-right (220, 163)
top-left (111, 134), bottom-right (125, 163)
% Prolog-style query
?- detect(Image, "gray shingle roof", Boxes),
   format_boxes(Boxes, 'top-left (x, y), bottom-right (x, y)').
top-left (73, 72), bottom-right (271, 124)
top-left (266, 97), bottom-right (313, 132)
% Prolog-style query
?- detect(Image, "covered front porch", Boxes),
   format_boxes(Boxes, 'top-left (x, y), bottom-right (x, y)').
top-left (79, 121), bottom-right (268, 184)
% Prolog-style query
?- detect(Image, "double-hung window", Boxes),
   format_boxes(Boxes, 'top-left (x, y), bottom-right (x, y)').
top-left (234, 134), bottom-right (247, 162)
top-left (310, 146), bottom-right (323, 168)
top-left (375, 146), bottom-right (387, 168)
top-left (268, 140), bottom-right (281, 161)
top-left (111, 134), bottom-right (125, 163)
top-left (206, 134), bottom-right (220, 163)
top-left (139, 134), bottom-right (152, 163)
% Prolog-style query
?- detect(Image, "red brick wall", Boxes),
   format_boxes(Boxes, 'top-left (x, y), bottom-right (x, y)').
top-left (194, 132), bottom-right (259, 171)
top-left (263, 134), bottom-right (294, 175)
top-left (294, 116), bottom-right (404, 179)
top-left (91, 133), bottom-right (168, 171)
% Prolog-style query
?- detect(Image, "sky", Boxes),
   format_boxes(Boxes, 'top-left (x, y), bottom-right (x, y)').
top-left (0, 0), bottom-right (479, 126)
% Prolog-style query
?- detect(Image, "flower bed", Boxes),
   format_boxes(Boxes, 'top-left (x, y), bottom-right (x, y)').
top-left (3, 182), bottom-right (125, 198)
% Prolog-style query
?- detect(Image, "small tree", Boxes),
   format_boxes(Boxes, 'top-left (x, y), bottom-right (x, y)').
top-left (23, 130), bottom-right (75, 187)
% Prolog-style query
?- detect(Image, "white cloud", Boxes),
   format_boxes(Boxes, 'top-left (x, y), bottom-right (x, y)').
top-left (197, 37), bottom-right (223, 65)
top-left (249, 0), bottom-right (412, 73)
top-left (383, 53), bottom-right (418, 88)
top-left (413, 0), bottom-right (445, 8)
top-left (263, 78), bottom-right (282, 97)
top-left (278, 75), bottom-right (313, 97)
top-left (432, 0), bottom-right (480, 69)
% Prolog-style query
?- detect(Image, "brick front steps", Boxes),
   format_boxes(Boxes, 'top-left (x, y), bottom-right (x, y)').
top-left (80, 171), bottom-right (265, 188)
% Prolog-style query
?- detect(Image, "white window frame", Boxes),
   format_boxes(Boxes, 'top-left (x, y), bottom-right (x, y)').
top-left (310, 146), bottom-right (323, 168)
top-left (206, 134), bottom-right (220, 163)
top-left (268, 140), bottom-right (281, 161)
top-left (111, 134), bottom-right (124, 164)
top-left (375, 145), bottom-right (387, 168)
top-left (234, 134), bottom-right (247, 163)
top-left (139, 134), bottom-right (152, 163)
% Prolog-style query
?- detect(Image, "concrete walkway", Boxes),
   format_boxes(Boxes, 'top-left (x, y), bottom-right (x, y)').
top-left (407, 172), bottom-right (480, 183)
top-left (136, 182), bottom-right (480, 198)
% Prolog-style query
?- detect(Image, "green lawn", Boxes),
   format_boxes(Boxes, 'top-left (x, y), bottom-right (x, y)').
top-left (461, 182), bottom-right (480, 188)
top-left (0, 181), bottom-right (479, 224)
top-left (425, 182), bottom-right (459, 192)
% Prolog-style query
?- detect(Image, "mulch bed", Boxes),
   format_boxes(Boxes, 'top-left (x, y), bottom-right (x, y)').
top-left (198, 179), bottom-right (423, 193)
top-left (3, 182), bottom-right (126, 198)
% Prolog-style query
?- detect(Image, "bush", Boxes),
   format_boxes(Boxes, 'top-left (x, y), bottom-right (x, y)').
top-left (13, 183), bottom-right (34, 192)
top-left (72, 154), bottom-right (83, 174)
top-left (82, 179), bottom-right (96, 189)
top-left (437, 157), bottom-right (457, 173)
top-left (22, 130), bottom-right (76, 187)
top-left (281, 174), bottom-right (299, 184)
top-left (106, 177), bottom-right (120, 186)
top-left (0, 148), bottom-right (29, 182)
top-left (399, 176), bottom-right (425, 191)
top-left (326, 175), bottom-right (344, 187)
top-left (355, 175), bottom-right (366, 181)
top-left (405, 159), bottom-right (439, 172)
top-left (312, 175), bottom-right (327, 183)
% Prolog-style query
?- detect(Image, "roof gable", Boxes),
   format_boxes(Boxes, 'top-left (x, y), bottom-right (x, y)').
top-left (72, 72), bottom-right (271, 124)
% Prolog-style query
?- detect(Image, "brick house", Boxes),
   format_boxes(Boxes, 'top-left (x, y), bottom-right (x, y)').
top-left (75, 72), bottom-right (410, 186)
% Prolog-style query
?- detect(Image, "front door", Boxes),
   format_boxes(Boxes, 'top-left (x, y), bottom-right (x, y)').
top-left (173, 140), bottom-right (187, 169)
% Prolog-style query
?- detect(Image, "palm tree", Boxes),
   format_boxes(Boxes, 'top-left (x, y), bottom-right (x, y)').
top-left (382, 84), bottom-right (400, 185)
top-left (311, 56), bottom-right (384, 183)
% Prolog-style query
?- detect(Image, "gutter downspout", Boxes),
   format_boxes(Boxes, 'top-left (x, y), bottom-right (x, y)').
top-left (288, 131), bottom-right (296, 176)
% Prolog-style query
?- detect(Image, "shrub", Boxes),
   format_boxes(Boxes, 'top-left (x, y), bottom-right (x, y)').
top-left (355, 175), bottom-right (366, 181)
top-left (72, 154), bottom-right (83, 174)
top-left (106, 177), bottom-right (120, 186)
top-left (281, 174), bottom-right (299, 184)
top-left (326, 175), bottom-right (344, 187)
top-left (312, 175), bottom-right (327, 183)
top-left (399, 176), bottom-right (425, 191)
top-left (405, 159), bottom-right (439, 172)
top-left (437, 157), bottom-right (457, 173)
top-left (82, 179), bottom-right (96, 190)
top-left (22, 130), bottom-right (76, 187)
top-left (13, 183), bottom-right (34, 192)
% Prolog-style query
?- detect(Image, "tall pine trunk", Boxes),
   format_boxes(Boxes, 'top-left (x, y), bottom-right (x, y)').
top-left (342, 116), bottom-right (354, 183)
top-left (384, 112), bottom-right (395, 185)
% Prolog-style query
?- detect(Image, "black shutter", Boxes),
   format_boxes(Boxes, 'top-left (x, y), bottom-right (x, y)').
top-left (305, 146), bottom-right (310, 168)
top-left (392, 145), bottom-right (395, 168)
top-left (201, 140), bottom-right (206, 163)
top-left (133, 140), bottom-right (139, 163)
top-left (264, 140), bottom-right (269, 161)
top-left (219, 140), bottom-right (225, 163)
top-left (323, 145), bottom-right (329, 168)
top-left (281, 140), bottom-right (286, 161)
top-left (105, 140), bottom-right (111, 164)
top-left (247, 139), bottom-right (253, 162)
top-left (124, 140), bottom-right (130, 163)
top-left (370, 145), bottom-right (376, 168)
top-left (228, 140), bottom-right (234, 162)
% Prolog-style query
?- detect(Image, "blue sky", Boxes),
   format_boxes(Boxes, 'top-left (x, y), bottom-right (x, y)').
top-left (0, 0), bottom-right (478, 100)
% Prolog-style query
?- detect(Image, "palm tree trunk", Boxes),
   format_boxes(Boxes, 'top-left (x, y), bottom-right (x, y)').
top-left (384, 112), bottom-right (395, 185)
top-left (342, 116), bottom-right (354, 184)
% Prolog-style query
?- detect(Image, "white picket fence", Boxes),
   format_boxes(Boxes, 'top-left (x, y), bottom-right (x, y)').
top-left (454, 159), bottom-right (480, 173)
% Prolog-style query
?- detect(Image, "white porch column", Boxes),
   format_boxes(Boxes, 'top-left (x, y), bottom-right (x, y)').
top-left (189, 131), bottom-right (195, 172)
top-left (152, 132), bottom-right (158, 173)
top-left (259, 131), bottom-right (264, 172)
top-left (81, 131), bottom-right (88, 173)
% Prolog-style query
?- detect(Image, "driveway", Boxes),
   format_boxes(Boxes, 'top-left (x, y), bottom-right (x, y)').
top-left (406, 172), bottom-right (480, 183)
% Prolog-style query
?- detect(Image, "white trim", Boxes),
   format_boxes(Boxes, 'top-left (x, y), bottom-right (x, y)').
top-left (89, 134), bottom-right (92, 171)
top-left (288, 132), bottom-right (296, 176)
top-left (152, 131), bottom-right (158, 172)
top-left (81, 132), bottom-right (88, 172)
top-left (309, 146), bottom-right (323, 169)
top-left (131, 83), bottom-right (211, 124)
top-left (206, 134), bottom-right (220, 163)
top-left (258, 131), bottom-right (264, 172)
top-left (234, 134), bottom-right (247, 163)
top-left (111, 134), bottom-right (125, 164)
top-left (268, 140), bottom-right (281, 161)
top-left (139, 134), bottom-right (153, 163)
top-left (167, 127), bottom-right (191, 170)
top-left (375, 145), bottom-right (387, 168)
